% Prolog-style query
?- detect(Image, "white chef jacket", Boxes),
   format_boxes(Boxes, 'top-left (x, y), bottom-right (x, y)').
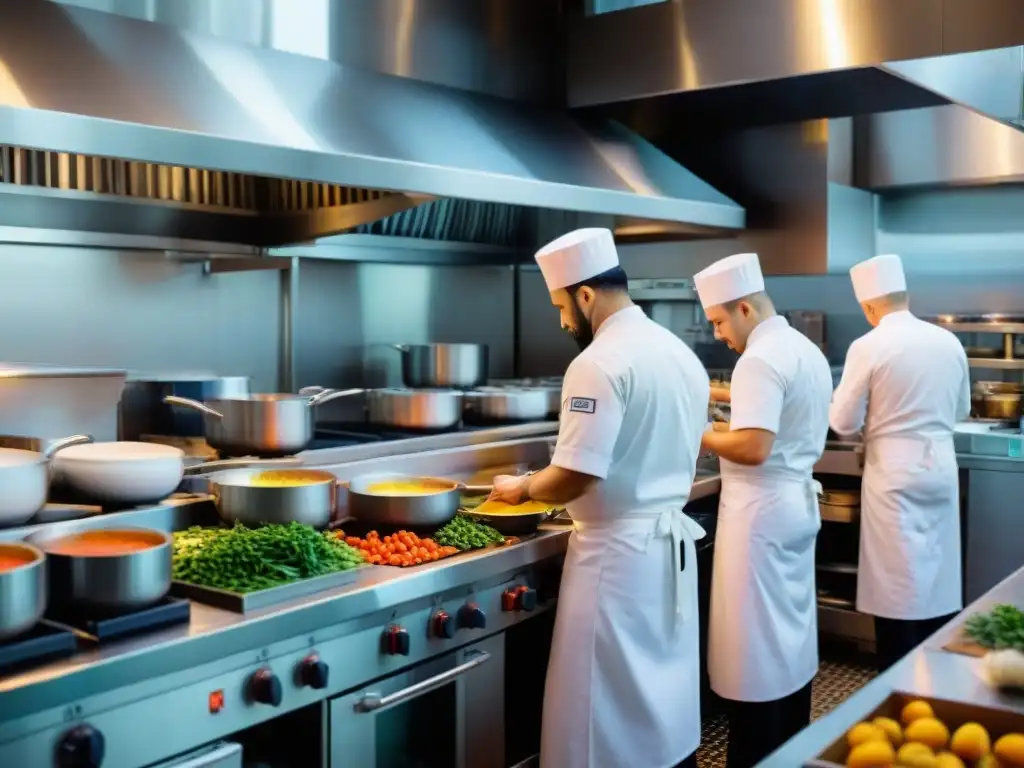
top-left (552, 305), bottom-right (710, 516)
top-left (541, 305), bottom-right (710, 768)
top-left (708, 315), bottom-right (833, 702)
top-left (721, 315), bottom-right (833, 482)
top-left (829, 310), bottom-right (970, 620)
top-left (829, 310), bottom-right (971, 441)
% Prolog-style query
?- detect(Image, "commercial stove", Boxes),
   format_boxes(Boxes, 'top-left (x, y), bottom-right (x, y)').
top-left (0, 436), bottom-right (568, 768)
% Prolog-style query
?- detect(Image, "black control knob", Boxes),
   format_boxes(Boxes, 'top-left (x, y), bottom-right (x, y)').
top-left (383, 625), bottom-right (411, 655)
top-left (56, 724), bottom-right (105, 768)
top-left (250, 667), bottom-right (283, 706)
top-left (433, 610), bottom-right (456, 639)
top-left (299, 655), bottom-right (330, 690)
top-left (517, 587), bottom-right (538, 612)
top-left (459, 602), bottom-right (487, 629)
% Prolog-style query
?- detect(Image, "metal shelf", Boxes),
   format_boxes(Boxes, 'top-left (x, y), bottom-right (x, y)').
top-left (968, 358), bottom-right (1024, 370)
top-left (935, 321), bottom-right (1024, 334)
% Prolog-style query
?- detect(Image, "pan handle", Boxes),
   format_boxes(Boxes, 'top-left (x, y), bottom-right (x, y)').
top-left (391, 344), bottom-right (409, 352)
top-left (43, 434), bottom-right (93, 458)
top-left (298, 386), bottom-right (365, 407)
top-left (182, 457), bottom-right (301, 476)
top-left (163, 395), bottom-right (225, 419)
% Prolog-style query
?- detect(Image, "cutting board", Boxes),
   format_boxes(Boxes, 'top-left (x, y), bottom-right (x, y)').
top-left (943, 633), bottom-right (989, 658)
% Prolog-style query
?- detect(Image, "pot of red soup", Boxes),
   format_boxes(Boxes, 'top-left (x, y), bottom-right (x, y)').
top-left (29, 527), bottom-right (172, 614)
top-left (0, 542), bottom-right (46, 639)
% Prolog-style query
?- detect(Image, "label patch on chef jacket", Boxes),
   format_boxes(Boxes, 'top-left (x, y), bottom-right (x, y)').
top-left (568, 397), bottom-right (596, 414)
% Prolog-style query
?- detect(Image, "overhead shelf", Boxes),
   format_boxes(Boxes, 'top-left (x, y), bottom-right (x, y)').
top-left (926, 316), bottom-right (1024, 371)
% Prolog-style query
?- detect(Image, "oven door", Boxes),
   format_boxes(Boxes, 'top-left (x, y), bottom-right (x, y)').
top-left (149, 742), bottom-right (242, 767)
top-left (329, 634), bottom-right (505, 768)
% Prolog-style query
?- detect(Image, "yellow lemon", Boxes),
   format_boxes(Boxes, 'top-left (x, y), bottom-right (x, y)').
top-left (994, 733), bottom-right (1024, 766)
top-left (901, 700), bottom-right (935, 725)
top-left (848, 722), bottom-right (888, 748)
top-left (873, 717), bottom-right (904, 747)
top-left (949, 722), bottom-right (991, 762)
top-left (975, 754), bottom-right (1000, 768)
top-left (934, 752), bottom-right (966, 768)
top-left (905, 717), bottom-right (950, 751)
top-left (895, 742), bottom-right (936, 767)
top-left (847, 739), bottom-right (896, 768)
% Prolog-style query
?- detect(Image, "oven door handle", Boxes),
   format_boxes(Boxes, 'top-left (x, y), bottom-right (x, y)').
top-left (354, 649), bottom-right (492, 714)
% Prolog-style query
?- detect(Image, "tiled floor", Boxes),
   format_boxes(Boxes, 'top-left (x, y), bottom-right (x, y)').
top-left (696, 649), bottom-right (878, 767)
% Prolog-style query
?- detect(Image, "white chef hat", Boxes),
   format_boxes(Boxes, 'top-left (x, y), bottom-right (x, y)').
top-left (693, 252), bottom-right (765, 310)
top-left (535, 228), bottom-right (619, 291)
top-left (849, 254), bottom-right (906, 302)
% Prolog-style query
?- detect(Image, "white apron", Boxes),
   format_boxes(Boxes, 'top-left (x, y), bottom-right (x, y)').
top-left (857, 434), bottom-right (962, 620)
top-left (708, 472), bottom-right (821, 702)
top-left (540, 508), bottom-right (706, 768)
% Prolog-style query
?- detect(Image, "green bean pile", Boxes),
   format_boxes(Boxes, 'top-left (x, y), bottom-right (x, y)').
top-left (434, 514), bottom-right (505, 551)
top-left (172, 522), bottom-right (364, 593)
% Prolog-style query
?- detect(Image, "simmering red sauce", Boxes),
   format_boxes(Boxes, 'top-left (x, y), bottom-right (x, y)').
top-left (0, 550), bottom-right (34, 573)
top-left (44, 530), bottom-right (161, 557)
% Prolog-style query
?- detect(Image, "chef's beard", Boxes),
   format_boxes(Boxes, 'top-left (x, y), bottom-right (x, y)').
top-left (568, 297), bottom-right (594, 351)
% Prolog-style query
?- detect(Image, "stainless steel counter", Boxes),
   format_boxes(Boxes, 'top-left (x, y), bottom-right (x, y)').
top-left (768, 563), bottom-right (1024, 766)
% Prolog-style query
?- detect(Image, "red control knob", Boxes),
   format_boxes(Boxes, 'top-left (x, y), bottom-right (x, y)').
top-left (501, 589), bottom-right (518, 612)
top-left (433, 610), bottom-right (456, 639)
top-left (249, 667), bottom-right (283, 706)
top-left (383, 625), bottom-right (411, 655)
top-left (299, 655), bottom-right (330, 689)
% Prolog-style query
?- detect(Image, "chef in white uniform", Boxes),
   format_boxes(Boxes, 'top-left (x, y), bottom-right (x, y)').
top-left (694, 252), bottom-right (832, 768)
top-left (488, 228), bottom-right (710, 768)
top-left (830, 254), bottom-right (970, 671)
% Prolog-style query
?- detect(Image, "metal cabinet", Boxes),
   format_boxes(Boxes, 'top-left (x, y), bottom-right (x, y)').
top-left (964, 462), bottom-right (1024, 601)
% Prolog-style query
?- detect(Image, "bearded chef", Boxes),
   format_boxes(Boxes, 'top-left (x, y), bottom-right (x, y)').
top-left (829, 254), bottom-right (970, 671)
top-left (694, 253), bottom-right (833, 768)
top-left (488, 228), bottom-right (710, 768)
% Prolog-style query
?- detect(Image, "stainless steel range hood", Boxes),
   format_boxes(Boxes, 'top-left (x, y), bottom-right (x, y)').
top-left (0, 0), bottom-right (744, 250)
top-left (568, 0), bottom-right (1024, 134)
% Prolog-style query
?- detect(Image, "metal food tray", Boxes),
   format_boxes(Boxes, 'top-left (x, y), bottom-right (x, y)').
top-left (170, 566), bottom-right (367, 613)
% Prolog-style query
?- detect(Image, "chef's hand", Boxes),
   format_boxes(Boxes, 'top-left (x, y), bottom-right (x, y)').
top-left (709, 385), bottom-right (731, 404)
top-left (488, 474), bottom-right (527, 504)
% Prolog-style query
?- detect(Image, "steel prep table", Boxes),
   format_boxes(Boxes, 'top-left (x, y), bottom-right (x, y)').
top-left (766, 562), bottom-right (1024, 766)
top-left (0, 432), bottom-right (721, 767)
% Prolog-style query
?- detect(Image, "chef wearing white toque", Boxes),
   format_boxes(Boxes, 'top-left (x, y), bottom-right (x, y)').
top-left (830, 254), bottom-right (970, 671)
top-left (694, 252), bottom-right (832, 768)
top-left (488, 228), bottom-right (710, 768)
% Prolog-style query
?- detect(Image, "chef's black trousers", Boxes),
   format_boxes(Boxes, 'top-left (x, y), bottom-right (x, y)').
top-left (722, 679), bottom-right (813, 768)
top-left (874, 612), bottom-right (958, 672)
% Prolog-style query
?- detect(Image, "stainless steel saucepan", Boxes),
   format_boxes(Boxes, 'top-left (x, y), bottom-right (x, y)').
top-left (164, 388), bottom-right (363, 456)
top-left (393, 343), bottom-right (488, 389)
top-left (368, 388), bottom-right (464, 430)
top-left (205, 467), bottom-right (338, 529)
top-left (463, 388), bottom-right (551, 424)
top-left (339, 473), bottom-right (491, 528)
top-left (0, 541), bottom-right (46, 639)
top-left (29, 526), bottom-right (173, 615)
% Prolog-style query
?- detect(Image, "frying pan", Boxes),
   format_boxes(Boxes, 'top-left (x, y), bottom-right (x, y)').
top-left (462, 504), bottom-right (566, 536)
top-left (339, 473), bottom-right (492, 528)
top-left (53, 442), bottom-right (299, 505)
top-left (0, 435), bottom-right (91, 526)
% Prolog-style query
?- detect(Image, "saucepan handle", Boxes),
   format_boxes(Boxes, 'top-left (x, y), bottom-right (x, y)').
top-left (299, 386), bottom-right (365, 407)
top-left (164, 396), bottom-right (225, 419)
top-left (43, 434), bottom-right (93, 459)
top-left (182, 457), bottom-right (301, 476)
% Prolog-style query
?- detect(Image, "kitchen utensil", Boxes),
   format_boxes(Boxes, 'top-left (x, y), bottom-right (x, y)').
top-left (205, 468), bottom-right (338, 529)
top-left (0, 435), bottom-right (92, 526)
top-left (0, 542), bottom-right (46, 640)
top-left (54, 442), bottom-right (189, 504)
top-left (463, 388), bottom-right (550, 424)
top-left (164, 388), bottom-right (362, 456)
top-left (340, 473), bottom-right (491, 528)
top-left (367, 388), bottom-right (464, 430)
top-left (463, 506), bottom-right (566, 536)
top-left (29, 526), bottom-right (172, 614)
top-left (119, 374), bottom-right (250, 439)
top-left (392, 343), bottom-right (488, 389)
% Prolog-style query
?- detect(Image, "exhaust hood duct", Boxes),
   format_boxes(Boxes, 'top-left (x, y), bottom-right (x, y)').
top-left (0, 0), bottom-right (744, 247)
top-left (567, 0), bottom-right (1024, 133)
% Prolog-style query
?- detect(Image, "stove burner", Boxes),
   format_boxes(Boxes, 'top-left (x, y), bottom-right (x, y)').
top-left (0, 621), bottom-right (77, 673)
top-left (46, 597), bottom-right (190, 642)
